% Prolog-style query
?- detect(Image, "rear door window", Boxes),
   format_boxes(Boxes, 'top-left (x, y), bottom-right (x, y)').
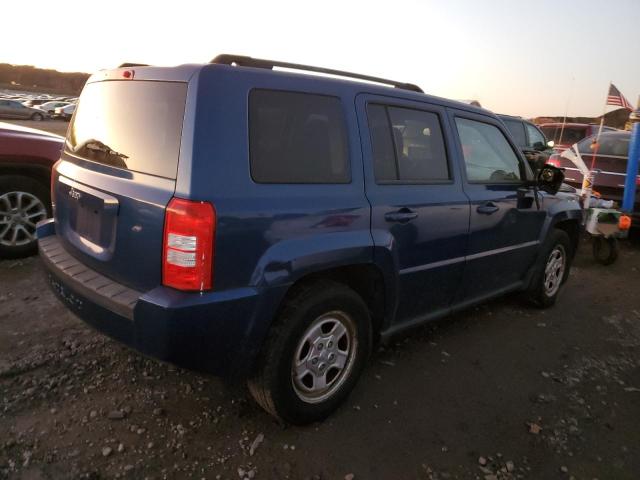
top-left (455, 117), bottom-right (522, 183)
top-left (249, 89), bottom-right (349, 184)
top-left (67, 80), bottom-right (188, 179)
top-left (367, 104), bottom-right (450, 183)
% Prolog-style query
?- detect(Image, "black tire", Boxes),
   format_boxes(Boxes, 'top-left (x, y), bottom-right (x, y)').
top-left (0, 175), bottom-right (51, 259)
top-left (248, 280), bottom-right (371, 425)
top-left (592, 236), bottom-right (619, 266)
top-left (525, 229), bottom-right (572, 308)
top-left (30, 113), bottom-right (43, 121)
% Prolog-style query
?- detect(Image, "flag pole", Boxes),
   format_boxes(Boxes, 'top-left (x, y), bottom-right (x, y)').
top-left (558, 76), bottom-right (574, 148)
top-left (594, 81), bottom-right (610, 150)
top-left (591, 81), bottom-right (610, 170)
top-left (581, 81), bottom-right (611, 210)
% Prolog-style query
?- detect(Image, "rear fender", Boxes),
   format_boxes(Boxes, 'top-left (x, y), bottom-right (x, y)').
top-left (244, 230), bottom-right (401, 365)
top-left (250, 230), bottom-right (375, 288)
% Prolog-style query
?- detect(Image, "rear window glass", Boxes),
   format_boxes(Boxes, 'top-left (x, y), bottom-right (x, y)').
top-left (501, 119), bottom-right (526, 147)
top-left (540, 125), bottom-right (586, 146)
top-left (249, 89), bottom-right (349, 184)
top-left (578, 134), bottom-right (630, 156)
top-left (66, 81), bottom-right (187, 179)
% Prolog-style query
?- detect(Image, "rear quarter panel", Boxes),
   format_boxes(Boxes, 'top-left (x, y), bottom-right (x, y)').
top-left (187, 66), bottom-right (374, 292)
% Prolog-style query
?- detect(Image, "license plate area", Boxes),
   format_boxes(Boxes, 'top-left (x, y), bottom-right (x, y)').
top-left (56, 175), bottom-right (119, 259)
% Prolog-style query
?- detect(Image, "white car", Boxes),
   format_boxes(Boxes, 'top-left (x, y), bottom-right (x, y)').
top-left (35, 101), bottom-right (71, 114)
top-left (54, 103), bottom-right (76, 120)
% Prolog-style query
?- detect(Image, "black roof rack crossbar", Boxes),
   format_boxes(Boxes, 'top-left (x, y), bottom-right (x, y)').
top-left (118, 63), bottom-right (149, 68)
top-left (210, 54), bottom-right (423, 93)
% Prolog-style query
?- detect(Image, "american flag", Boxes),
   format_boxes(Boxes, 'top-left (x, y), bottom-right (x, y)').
top-left (607, 83), bottom-right (634, 111)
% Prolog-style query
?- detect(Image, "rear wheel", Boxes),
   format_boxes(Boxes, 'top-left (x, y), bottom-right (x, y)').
top-left (592, 236), bottom-right (619, 265)
top-left (0, 176), bottom-right (50, 258)
top-left (525, 229), bottom-right (572, 308)
top-left (248, 281), bottom-right (371, 424)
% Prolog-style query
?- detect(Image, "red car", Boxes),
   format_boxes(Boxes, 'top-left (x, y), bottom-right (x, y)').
top-left (0, 122), bottom-right (63, 258)
top-left (548, 130), bottom-right (640, 225)
top-left (539, 123), bottom-right (618, 152)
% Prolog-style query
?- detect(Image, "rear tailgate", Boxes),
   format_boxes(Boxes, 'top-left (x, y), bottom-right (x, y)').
top-left (52, 77), bottom-right (189, 292)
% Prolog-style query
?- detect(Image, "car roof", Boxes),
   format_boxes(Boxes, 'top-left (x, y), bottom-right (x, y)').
top-left (497, 114), bottom-right (523, 120)
top-left (88, 62), bottom-right (494, 118)
top-left (539, 122), bottom-right (594, 128)
top-left (0, 121), bottom-right (63, 139)
top-left (582, 130), bottom-right (630, 141)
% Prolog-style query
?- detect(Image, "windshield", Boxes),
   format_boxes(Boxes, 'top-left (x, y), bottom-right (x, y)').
top-left (66, 80), bottom-right (187, 179)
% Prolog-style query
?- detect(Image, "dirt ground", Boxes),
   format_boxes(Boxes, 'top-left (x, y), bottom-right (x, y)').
top-left (5, 119), bottom-right (69, 137)
top-left (1, 232), bottom-right (640, 480)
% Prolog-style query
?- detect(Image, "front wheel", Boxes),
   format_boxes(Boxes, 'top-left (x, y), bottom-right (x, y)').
top-left (30, 113), bottom-right (43, 121)
top-left (248, 281), bottom-right (371, 424)
top-left (525, 229), bottom-right (572, 308)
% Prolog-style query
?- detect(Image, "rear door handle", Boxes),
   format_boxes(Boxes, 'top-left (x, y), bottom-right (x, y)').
top-left (385, 208), bottom-right (418, 223)
top-left (476, 202), bottom-right (499, 214)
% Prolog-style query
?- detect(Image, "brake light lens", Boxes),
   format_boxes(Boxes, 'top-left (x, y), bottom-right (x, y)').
top-left (547, 156), bottom-right (561, 168)
top-left (162, 197), bottom-right (215, 291)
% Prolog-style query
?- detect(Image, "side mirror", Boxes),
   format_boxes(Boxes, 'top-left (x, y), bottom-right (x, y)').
top-left (532, 141), bottom-right (547, 152)
top-left (537, 164), bottom-right (564, 195)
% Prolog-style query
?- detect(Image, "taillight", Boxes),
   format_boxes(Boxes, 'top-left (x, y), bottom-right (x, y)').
top-left (547, 156), bottom-right (561, 168)
top-left (162, 197), bottom-right (216, 291)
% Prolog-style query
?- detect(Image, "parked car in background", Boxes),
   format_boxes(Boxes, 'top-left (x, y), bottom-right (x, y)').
top-left (548, 130), bottom-right (639, 225)
top-left (36, 101), bottom-right (72, 114)
top-left (0, 100), bottom-right (49, 120)
top-left (54, 103), bottom-right (76, 120)
top-left (498, 114), bottom-right (553, 170)
top-left (540, 123), bottom-right (618, 152)
top-left (0, 122), bottom-right (63, 257)
top-left (38, 56), bottom-right (580, 424)
top-left (21, 99), bottom-right (54, 107)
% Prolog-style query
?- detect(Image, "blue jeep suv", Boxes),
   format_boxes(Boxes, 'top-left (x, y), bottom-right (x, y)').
top-left (37, 55), bottom-right (581, 424)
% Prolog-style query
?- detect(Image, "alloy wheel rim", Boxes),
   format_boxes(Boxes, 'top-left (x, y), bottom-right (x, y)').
top-left (543, 245), bottom-right (566, 297)
top-left (0, 191), bottom-right (47, 247)
top-left (291, 310), bottom-right (358, 404)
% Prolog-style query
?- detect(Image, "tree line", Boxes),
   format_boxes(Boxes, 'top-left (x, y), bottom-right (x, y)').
top-left (0, 64), bottom-right (89, 95)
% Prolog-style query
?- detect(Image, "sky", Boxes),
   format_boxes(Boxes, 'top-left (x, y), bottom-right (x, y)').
top-left (2, 0), bottom-right (639, 118)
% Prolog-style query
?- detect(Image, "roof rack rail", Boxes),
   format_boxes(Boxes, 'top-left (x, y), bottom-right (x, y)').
top-left (118, 63), bottom-right (149, 68)
top-left (210, 54), bottom-right (423, 93)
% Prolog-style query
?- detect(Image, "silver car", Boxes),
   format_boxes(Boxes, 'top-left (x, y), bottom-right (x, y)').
top-left (0, 100), bottom-right (48, 120)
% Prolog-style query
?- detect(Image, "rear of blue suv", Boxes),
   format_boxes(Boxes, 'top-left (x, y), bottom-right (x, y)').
top-left (39, 56), bottom-right (581, 424)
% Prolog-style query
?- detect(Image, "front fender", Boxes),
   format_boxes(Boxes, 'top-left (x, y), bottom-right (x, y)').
top-left (539, 193), bottom-right (582, 244)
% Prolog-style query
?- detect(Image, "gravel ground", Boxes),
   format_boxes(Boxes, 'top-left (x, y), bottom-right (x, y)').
top-left (1, 233), bottom-right (640, 480)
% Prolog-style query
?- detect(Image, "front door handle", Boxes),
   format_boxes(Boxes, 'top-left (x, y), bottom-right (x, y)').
top-left (385, 208), bottom-right (418, 223)
top-left (477, 202), bottom-right (499, 215)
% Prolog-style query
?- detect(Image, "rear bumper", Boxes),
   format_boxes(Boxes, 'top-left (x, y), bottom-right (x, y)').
top-left (37, 220), bottom-right (286, 378)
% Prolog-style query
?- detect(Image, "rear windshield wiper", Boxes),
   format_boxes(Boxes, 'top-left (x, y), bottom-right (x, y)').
top-left (72, 138), bottom-right (129, 160)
